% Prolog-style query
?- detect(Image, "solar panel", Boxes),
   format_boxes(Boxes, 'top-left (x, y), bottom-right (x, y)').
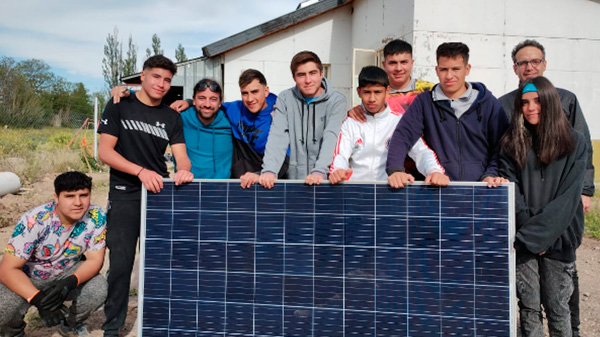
top-left (139, 181), bottom-right (516, 337)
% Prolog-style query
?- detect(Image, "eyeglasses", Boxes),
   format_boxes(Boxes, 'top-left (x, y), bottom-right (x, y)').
top-left (515, 58), bottom-right (544, 69)
top-left (197, 82), bottom-right (221, 93)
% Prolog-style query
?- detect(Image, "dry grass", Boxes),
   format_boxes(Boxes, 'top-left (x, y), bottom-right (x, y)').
top-left (0, 127), bottom-right (99, 184)
top-left (0, 151), bottom-right (86, 184)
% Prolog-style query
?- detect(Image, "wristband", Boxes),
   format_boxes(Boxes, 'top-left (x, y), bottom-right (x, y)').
top-left (27, 290), bottom-right (41, 303)
top-left (136, 167), bottom-right (144, 176)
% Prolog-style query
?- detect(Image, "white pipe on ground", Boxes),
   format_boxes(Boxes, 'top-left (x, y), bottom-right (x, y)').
top-left (0, 172), bottom-right (21, 197)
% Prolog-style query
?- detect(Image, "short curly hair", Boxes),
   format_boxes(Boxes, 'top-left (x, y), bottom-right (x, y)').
top-left (511, 39), bottom-right (545, 64)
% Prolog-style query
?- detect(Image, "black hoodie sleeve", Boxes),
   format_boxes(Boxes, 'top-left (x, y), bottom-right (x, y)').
top-left (559, 90), bottom-right (594, 196)
top-left (498, 151), bottom-right (531, 226)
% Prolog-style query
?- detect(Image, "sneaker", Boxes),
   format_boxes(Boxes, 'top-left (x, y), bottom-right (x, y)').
top-left (57, 321), bottom-right (91, 337)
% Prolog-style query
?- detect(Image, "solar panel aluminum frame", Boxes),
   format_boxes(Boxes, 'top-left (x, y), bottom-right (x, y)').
top-left (138, 180), bottom-right (516, 336)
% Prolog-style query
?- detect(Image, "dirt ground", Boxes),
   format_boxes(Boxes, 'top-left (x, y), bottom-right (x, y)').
top-left (0, 172), bottom-right (598, 337)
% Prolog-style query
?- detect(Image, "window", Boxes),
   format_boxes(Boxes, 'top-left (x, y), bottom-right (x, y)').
top-left (352, 48), bottom-right (377, 105)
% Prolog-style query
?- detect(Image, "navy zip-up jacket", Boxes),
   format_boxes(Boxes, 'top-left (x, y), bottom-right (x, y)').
top-left (386, 82), bottom-right (509, 181)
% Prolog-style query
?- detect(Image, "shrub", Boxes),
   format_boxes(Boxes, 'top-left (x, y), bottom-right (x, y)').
top-left (585, 197), bottom-right (600, 240)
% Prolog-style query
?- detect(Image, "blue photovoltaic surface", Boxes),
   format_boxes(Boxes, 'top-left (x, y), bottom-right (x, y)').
top-left (139, 181), bottom-right (515, 337)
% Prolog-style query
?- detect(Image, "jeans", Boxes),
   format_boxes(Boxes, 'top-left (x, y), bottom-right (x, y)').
top-left (101, 199), bottom-right (141, 336)
top-left (570, 263), bottom-right (580, 337)
top-left (517, 251), bottom-right (574, 337)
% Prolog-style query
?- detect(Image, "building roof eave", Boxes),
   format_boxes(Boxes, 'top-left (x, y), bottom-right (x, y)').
top-left (202, 0), bottom-right (352, 57)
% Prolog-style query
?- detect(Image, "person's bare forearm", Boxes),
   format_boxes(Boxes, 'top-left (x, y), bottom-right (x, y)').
top-left (0, 255), bottom-right (39, 300)
top-left (99, 145), bottom-right (143, 176)
top-left (72, 249), bottom-right (105, 284)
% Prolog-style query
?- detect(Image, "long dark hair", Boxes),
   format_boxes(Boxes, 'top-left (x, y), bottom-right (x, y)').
top-left (500, 76), bottom-right (574, 168)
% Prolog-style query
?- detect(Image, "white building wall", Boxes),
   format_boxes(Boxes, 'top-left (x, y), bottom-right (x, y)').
top-left (351, 0), bottom-right (415, 51)
top-left (198, 0), bottom-right (599, 138)
top-left (221, 5), bottom-right (353, 106)
top-left (412, 0), bottom-right (600, 138)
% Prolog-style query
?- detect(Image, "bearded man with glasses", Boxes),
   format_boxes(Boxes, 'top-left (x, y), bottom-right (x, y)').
top-left (498, 39), bottom-right (594, 337)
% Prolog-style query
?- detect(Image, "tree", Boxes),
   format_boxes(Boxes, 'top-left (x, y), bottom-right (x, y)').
top-left (91, 91), bottom-right (107, 111)
top-left (175, 43), bottom-right (187, 62)
top-left (0, 56), bottom-right (95, 128)
top-left (69, 83), bottom-right (93, 113)
top-left (123, 34), bottom-right (138, 76)
top-left (102, 26), bottom-right (122, 91)
top-left (145, 47), bottom-right (152, 60)
top-left (66, 82), bottom-right (93, 126)
top-left (16, 59), bottom-right (54, 94)
top-left (150, 33), bottom-right (163, 55)
top-left (0, 56), bottom-right (47, 127)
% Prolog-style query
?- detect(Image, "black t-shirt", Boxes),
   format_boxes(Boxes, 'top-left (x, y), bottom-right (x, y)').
top-left (98, 94), bottom-right (185, 200)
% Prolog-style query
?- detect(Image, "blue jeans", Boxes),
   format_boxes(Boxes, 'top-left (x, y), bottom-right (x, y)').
top-left (516, 251), bottom-right (574, 337)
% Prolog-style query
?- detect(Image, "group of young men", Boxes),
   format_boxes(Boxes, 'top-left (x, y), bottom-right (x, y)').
top-left (0, 37), bottom-right (592, 337)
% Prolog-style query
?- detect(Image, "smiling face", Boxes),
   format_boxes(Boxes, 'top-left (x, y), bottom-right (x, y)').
top-left (293, 61), bottom-right (324, 98)
top-left (54, 189), bottom-right (91, 227)
top-left (193, 89), bottom-right (221, 124)
top-left (240, 79), bottom-right (269, 113)
top-left (139, 67), bottom-right (173, 105)
top-left (382, 52), bottom-right (414, 91)
top-left (513, 46), bottom-right (547, 82)
top-left (521, 91), bottom-right (541, 125)
top-left (357, 84), bottom-right (388, 114)
top-left (435, 56), bottom-right (471, 99)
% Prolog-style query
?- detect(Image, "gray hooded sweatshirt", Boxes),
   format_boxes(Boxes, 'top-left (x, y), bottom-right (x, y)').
top-left (262, 77), bottom-right (347, 179)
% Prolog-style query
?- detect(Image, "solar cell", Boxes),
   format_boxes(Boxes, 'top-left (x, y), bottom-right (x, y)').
top-left (139, 181), bottom-right (516, 336)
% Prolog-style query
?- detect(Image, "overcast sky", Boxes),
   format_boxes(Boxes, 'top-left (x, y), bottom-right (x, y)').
top-left (0, 0), bottom-right (301, 93)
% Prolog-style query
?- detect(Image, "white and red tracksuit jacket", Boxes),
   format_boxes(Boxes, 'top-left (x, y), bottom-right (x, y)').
top-left (330, 105), bottom-right (444, 181)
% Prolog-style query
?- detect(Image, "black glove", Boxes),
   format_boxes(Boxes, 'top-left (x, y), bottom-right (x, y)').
top-left (29, 290), bottom-right (67, 326)
top-left (40, 274), bottom-right (78, 311)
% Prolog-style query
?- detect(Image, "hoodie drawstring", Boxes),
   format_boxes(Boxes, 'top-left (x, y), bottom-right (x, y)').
top-left (211, 125), bottom-right (216, 174)
top-left (300, 104), bottom-right (305, 145)
top-left (438, 108), bottom-right (446, 122)
top-left (312, 104), bottom-right (317, 144)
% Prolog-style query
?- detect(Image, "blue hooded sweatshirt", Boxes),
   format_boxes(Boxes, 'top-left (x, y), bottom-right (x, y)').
top-left (222, 92), bottom-right (277, 155)
top-left (179, 107), bottom-right (232, 178)
top-left (222, 93), bottom-right (289, 178)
